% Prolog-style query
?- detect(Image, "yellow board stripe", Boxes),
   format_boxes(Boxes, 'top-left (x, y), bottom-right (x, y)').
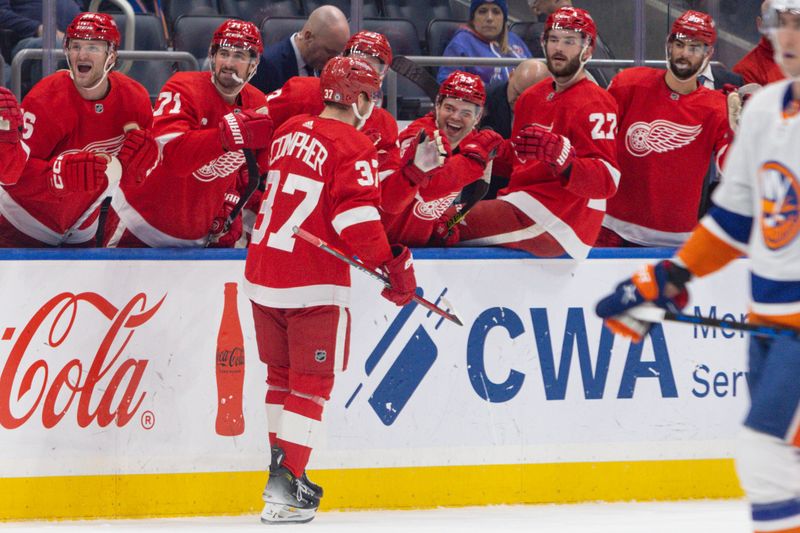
top-left (0, 459), bottom-right (743, 521)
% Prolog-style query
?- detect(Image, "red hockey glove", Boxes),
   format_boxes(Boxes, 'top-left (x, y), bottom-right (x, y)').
top-left (208, 189), bottom-right (243, 247)
top-left (381, 245), bottom-right (417, 306)
top-left (219, 109), bottom-right (274, 151)
top-left (49, 152), bottom-right (108, 195)
top-left (400, 129), bottom-right (450, 186)
top-left (595, 260), bottom-right (691, 343)
top-left (0, 87), bottom-right (23, 144)
top-left (430, 212), bottom-right (460, 246)
top-left (118, 128), bottom-right (158, 186)
top-left (513, 124), bottom-right (576, 175)
top-left (459, 129), bottom-right (504, 167)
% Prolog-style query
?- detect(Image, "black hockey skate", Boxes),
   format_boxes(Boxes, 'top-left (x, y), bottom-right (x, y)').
top-left (269, 445), bottom-right (324, 498)
top-left (261, 448), bottom-right (323, 524)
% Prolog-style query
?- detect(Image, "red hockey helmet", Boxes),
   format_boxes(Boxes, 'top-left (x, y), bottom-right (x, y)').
top-left (320, 56), bottom-right (381, 106)
top-left (65, 12), bottom-right (121, 49)
top-left (670, 10), bottom-right (717, 47)
top-left (437, 70), bottom-right (486, 107)
top-left (344, 31), bottom-right (393, 72)
top-left (545, 7), bottom-right (597, 48)
top-left (211, 19), bottom-right (264, 57)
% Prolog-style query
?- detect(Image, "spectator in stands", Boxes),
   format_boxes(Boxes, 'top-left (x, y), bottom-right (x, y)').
top-left (733, 0), bottom-right (785, 86)
top-left (437, 0), bottom-right (531, 86)
top-left (529, 0), bottom-right (572, 22)
top-left (0, 0), bottom-right (77, 49)
top-left (480, 58), bottom-right (549, 198)
top-left (250, 5), bottom-right (349, 94)
top-left (597, 10), bottom-right (732, 248)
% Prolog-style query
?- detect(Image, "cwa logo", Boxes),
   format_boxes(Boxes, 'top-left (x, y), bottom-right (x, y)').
top-left (350, 292), bottom-right (678, 426)
top-left (0, 291), bottom-right (165, 430)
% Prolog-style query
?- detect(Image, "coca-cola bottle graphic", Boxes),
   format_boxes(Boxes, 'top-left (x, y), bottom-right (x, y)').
top-left (215, 282), bottom-right (245, 436)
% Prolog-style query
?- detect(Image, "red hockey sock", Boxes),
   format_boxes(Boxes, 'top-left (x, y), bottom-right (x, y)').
top-left (276, 393), bottom-right (325, 477)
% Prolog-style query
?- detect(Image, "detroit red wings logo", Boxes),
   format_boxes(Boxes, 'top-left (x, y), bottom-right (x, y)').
top-left (413, 192), bottom-right (458, 221)
top-left (193, 150), bottom-right (246, 182)
top-left (625, 120), bottom-right (702, 157)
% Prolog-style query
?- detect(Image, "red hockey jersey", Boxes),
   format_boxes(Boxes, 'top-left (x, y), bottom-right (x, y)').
top-left (264, 76), bottom-right (399, 181)
top-left (1, 71), bottom-right (151, 245)
top-left (733, 37), bottom-right (785, 87)
top-left (381, 113), bottom-right (487, 246)
top-left (244, 114), bottom-right (393, 308)
top-left (604, 67), bottom-right (732, 246)
top-left (499, 77), bottom-right (620, 258)
top-left (111, 72), bottom-right (267, 246)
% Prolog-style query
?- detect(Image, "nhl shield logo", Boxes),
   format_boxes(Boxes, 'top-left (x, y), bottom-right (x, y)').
top-left (314, 349), bottom-right (327, 363)
top-left (95, 103), bottom-right (104, 113)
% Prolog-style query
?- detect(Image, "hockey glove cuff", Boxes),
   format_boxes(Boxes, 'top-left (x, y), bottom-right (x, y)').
top-left (381, 245), bottom-right (417, 306)
top-left (208, 189), bottom-right (243, 247)
top-left (118, 128), bottom-right (159, 186)
top-left (219, 108), bottom-right (274, 151)
top-left (49, 152), bottom-right (108, 195)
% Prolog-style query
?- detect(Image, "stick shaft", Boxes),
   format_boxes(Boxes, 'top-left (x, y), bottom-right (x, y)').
top-left (629, 306), bottom-right (797, 339)
top-left (292, 226), bottom-right (463, 326)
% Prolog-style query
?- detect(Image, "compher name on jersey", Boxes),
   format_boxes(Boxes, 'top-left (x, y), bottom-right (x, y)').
top-left (269, 131), bottom-right (329, 174)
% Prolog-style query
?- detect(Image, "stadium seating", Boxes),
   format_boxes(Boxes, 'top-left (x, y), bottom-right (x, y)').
top-left (426, 19), bottom-right (463, 57)
top-left (382, 0), bottom-right (453, 46)
top-left (219, 0), bottom-right (303, 25)
top-left (300, 0), bottom-right (381, 19)
top-left (259, 16), bottom-right (306, 48)
top-left (163, 0), bottom-right (219, 33)
top-left (111, 13), bottom-right (174, 101)
top-left (173, 14), bottom-right (233, 63)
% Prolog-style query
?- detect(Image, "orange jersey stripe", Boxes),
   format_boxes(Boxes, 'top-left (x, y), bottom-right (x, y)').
top-left (755, 527), bottom-right (800, 533)
top-left (678, 225), bottom-right (743, 278)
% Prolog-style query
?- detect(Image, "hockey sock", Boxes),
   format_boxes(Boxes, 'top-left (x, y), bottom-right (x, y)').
top-left (276, 392), bottom-right (325, 478)
top-left (266, 366), bottom-right (290, 448)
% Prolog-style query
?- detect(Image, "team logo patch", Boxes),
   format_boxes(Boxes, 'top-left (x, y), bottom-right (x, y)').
top-left (193, 150), bottom-right (246, 182)
top-left (625, 119), bottom-right (702, 157)
top-left (314, 349), bottom-right (327, 363)
top-left (413, 192), bottom-right (458, 221)
top-left (95, 104), bottom-right (104, 113)
top-left (758, 161), bottom-right (800, 250)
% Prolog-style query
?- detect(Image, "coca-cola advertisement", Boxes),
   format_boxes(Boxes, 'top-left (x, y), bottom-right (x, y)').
top-left (0, 261), bottom-right (268, 480)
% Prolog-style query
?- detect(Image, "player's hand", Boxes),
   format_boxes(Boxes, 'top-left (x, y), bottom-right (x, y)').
top-left (725, 83), bottom-right (760, 132)
top-left (219, 109), bottom-right (274, 151)
top-left (400, 129), bottom-right (450, 186)
top-left (0, 87), bottom-right (23, 144)
top-left (429, 212), bottom-right (460, 247)
top-left (381, 245), bottom-right (416, 306)
top-left (512, 124), bottom-right (576, 175)
top-left (49, 152), bottom-right (108, 195)
top-left (459, 129), bottom-right (503, 167)
top-left (208, 189), bottom-right (242, 247)
top-left (595, 260), bottom-right (691, 343)
top-left (118, 128), bottom-right (158, 186)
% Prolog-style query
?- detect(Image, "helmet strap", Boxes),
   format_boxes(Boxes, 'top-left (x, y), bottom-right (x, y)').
top-left (352, 98), bottom-right (375, 130)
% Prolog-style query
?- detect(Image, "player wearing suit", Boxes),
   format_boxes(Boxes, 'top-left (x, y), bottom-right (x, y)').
top-left (450, 7), bottom-right (620, 259)
top-left (245, 56), bottom-right (416, 525)
top-left (0, 13), bottom-right (156, 247)
top-left (0, 87), bottom-right (27, 187)
top-left (599, 10), bottom-right (733, 248)
top-left (597, 4), bottom-right (800, 532)
top-left (103, 20), bottom-right (273, 248)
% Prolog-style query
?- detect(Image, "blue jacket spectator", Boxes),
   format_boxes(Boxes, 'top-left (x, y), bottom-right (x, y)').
top-left (0, 0), bottom-right (80, 39)
top-left (437, 0), bottom-right (531, 86)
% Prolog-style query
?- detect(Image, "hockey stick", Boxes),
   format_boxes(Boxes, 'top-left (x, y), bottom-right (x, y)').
top-left (391, 55), bottom-right (440, 102)
top-left (226, 148), bottom-right (260, 233)
top-left (292, 226), bottom-right (464, 326)
top-left (628, 306), bottom-right (798, 339)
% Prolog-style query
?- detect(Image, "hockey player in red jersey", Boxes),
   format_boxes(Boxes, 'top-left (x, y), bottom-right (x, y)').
top-left (245, 56), bottom-right (416, 524)
top-left (597, 10), bottom-right (732, 248)
top-left (0, 87), bottom-right (27, 187)
top-left (446, 7), bottom-right (619, 258)
top-left (0, 13), bottom-right (156, 247)
top-left (103, 19), bottom-right (273, 247)
top-left (380, 70), bottom-right (505, 246)
top-left (262, 31), bottom-right (400, 190)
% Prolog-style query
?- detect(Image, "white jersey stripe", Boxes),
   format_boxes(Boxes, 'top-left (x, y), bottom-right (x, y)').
top-left (331, 205), bottom-right (381, 235)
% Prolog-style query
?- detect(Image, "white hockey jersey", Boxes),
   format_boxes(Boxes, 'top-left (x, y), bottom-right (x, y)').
top-left (678, 80), bottom-right (800, 329)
